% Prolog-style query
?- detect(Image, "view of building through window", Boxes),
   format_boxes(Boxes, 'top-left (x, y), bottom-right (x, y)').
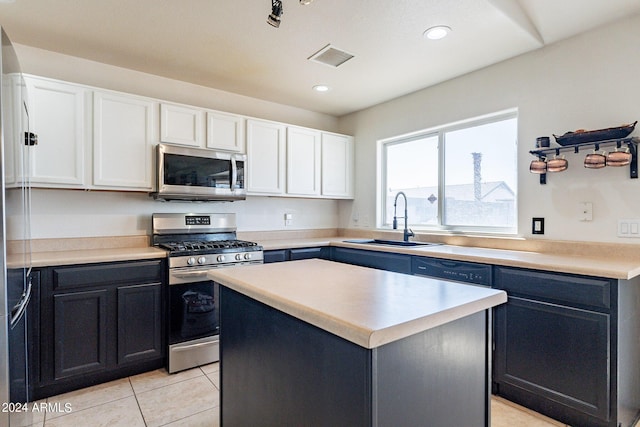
top-left (381, 112), bottom-right (517, 233)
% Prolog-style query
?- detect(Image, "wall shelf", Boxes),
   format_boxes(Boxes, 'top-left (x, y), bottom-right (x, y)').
top-left (529, 137), bottom-right (639, 184)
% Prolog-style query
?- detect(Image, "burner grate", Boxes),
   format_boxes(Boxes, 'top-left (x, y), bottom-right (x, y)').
top-left (159, 240), bottom-right (259, 254)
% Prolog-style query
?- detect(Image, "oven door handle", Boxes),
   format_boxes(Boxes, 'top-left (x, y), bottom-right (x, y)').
top-left (169, 269), bottom-right (216, 284)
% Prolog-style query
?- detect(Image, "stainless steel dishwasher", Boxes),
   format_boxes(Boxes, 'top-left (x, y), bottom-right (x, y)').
top-left (412, 256), bottom-right (492, 287)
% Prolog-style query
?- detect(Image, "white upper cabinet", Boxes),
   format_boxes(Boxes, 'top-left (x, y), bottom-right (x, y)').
top-left (14, 74), bottom-right (354, 198)
top-left (321, 132), bottom-right (354, 198)
top-left (23, 76), bottom-right (88, 187)
top-left (286, 126), bottom-right (321, 196)
top-left (93, 91), bottom-right (156, 190)
top-left (207, 111), bottom-right (245, 152)
top-left (246, 119), bottom-right (286, 195)
top-left (160, 103), bottom-right (203, 147)
top-left (159, 104), bottom-right (245, 152)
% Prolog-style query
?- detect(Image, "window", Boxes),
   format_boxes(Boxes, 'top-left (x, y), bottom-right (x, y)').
top-left (380, 110), bottom-right (517, 234)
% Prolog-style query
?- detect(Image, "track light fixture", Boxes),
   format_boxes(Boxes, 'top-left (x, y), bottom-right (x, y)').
top-left (267, 0), bottom-right (313, 28)
top-left (267, 0), bottom-right (283, 28)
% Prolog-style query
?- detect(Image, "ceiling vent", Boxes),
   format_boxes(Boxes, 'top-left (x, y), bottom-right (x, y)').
top-left (308, 44), bottom-right (354, 68)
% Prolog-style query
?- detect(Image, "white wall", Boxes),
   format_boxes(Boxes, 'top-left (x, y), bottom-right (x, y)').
top-left (7, 45), bottom-right (341, 239)
top-left (338, 13), bottom-right (640, 243)
top-left (6, 189), bottom-right (338, 240)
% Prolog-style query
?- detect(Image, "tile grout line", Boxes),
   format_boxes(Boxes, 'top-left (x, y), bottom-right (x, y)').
top-left (131, 376), bottom-right (201, 396)
top-left (128, 377), bottom-right (149, 427)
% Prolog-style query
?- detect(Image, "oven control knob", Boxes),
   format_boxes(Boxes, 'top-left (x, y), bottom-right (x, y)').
top-left (187, 257), bottom-right (196, 266)
top-left (217, 255), bottom-right (226, 262)
top-left (198, 256), bottom-right (206, 265)
top-left (235, 253), bottom-right (243, 261)
top-left (244, 253), bottom-right (252, 260)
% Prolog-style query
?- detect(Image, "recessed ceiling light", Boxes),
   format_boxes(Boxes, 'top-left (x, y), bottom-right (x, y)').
top-left (313, 85), bottom-right (330, 93)
top-left (423, 26), bottom-right (451, 40)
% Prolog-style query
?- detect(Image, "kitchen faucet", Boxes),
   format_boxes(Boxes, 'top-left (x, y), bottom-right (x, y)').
top-left (393, 191), bottom-right (414, 242)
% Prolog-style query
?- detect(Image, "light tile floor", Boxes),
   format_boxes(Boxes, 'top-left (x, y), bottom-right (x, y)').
top-left (11, 363), bottom-right (580, 426)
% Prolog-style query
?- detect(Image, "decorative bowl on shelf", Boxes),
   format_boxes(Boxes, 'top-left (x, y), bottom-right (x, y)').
top-left (553, 121), bottom-right (637, 146)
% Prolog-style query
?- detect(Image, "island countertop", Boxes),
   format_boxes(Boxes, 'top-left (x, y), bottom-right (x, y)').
top-left (208, 259), bottom-right (507, 349)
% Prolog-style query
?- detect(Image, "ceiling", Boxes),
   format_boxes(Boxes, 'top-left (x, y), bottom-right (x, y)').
top-left (1, 0), bottom-right (639, 117)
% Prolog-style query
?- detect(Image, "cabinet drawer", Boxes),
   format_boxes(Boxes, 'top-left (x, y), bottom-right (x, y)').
top-left (331, 247), bottom-right (412, 274)
top-left (289, 247), bottom-right (328, 261)
top-left (53, 260), bottom-right (164, 290)
top-left (494, 267), bottom-right (612, 310)
top-left (263, 250), bottom-right (288, 264)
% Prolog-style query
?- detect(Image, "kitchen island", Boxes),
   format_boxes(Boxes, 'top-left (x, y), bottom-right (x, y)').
top-left (209, 259), bottom-right (507, 426)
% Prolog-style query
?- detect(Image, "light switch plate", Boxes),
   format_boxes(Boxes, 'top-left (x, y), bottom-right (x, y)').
top-left (618, 219), bottom-right (640, 238)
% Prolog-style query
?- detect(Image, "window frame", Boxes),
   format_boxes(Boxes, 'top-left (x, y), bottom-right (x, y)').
top-left (378, 109), bottom-right (518, 235)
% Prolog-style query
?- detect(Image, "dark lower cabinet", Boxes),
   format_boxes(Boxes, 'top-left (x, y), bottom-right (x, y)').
top-left (331, 247), bottom-right (412, 274)
top-left (493, 266), bottom-right (640, 427)
top-left (35, 259), bottom-right (166, 399)
top-left (263, 246), bottom-right (330, 263)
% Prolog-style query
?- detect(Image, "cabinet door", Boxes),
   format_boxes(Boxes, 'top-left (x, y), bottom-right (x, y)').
top-left (321, 133), bottom-right (354, 198)
top-left (93, 91), bottom-right (156, 190)
top-left (494, 296), bottom-right (610, 421)
top-left (160, 103), bottom-right (203, 147)
top-left (287, 126), bottom-right (321, 196)
top-left (117, 283), bottom-right (163, 365)
top-left (207, 111), bottom-right (245, 152)
top-left (24, 76), bottom-right (87, 187)
top-left (53, 289), bottom-right (108, 380)
top-left (246, 119), bottom-right (286, 195)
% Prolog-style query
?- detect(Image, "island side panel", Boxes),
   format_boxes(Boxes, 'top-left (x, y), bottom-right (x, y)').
top-left (617, 276), bottom-right (640, 427)
top-left (219, 286), bottom-right (372, 426)
top-left (372, 310), bottom-right (490, 427)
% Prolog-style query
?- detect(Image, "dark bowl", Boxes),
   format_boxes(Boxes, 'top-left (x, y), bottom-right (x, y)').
top-left (553, 121), bottom-right (636, 146)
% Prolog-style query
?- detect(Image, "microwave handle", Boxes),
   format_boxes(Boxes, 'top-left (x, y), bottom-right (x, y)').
top-left (231, 157), bottom-right (238, 191)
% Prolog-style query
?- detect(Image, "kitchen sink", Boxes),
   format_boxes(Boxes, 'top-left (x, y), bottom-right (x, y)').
top-left (343, 239), bottom-right (441, 247)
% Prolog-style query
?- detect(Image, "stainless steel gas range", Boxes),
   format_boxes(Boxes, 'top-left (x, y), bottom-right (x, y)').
top-left (152, 213), bottom-right (263, 373)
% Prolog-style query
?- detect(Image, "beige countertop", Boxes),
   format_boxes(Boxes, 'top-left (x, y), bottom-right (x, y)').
top-left (7, 246), bottom-right (167, 268)
top-left (11, 234), bottom-right (640, 280)
top-left (262, 237), bottom-right (640, 280)
top-left (208, 259), bottom-right (507, 349)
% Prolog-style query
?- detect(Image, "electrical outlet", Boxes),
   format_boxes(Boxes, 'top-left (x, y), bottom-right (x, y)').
top-left (532, 217), bottom-right (544, 235)
top-left (579, 202), bottom-right (593, 221)
top-left (362, 214), bottom-right (371, 228)
top-left (284, 213), bottom-right (293, 226)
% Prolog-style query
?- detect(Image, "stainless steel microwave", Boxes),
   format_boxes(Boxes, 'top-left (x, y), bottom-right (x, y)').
top-left (150, 143), bottom-right (246, 201)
